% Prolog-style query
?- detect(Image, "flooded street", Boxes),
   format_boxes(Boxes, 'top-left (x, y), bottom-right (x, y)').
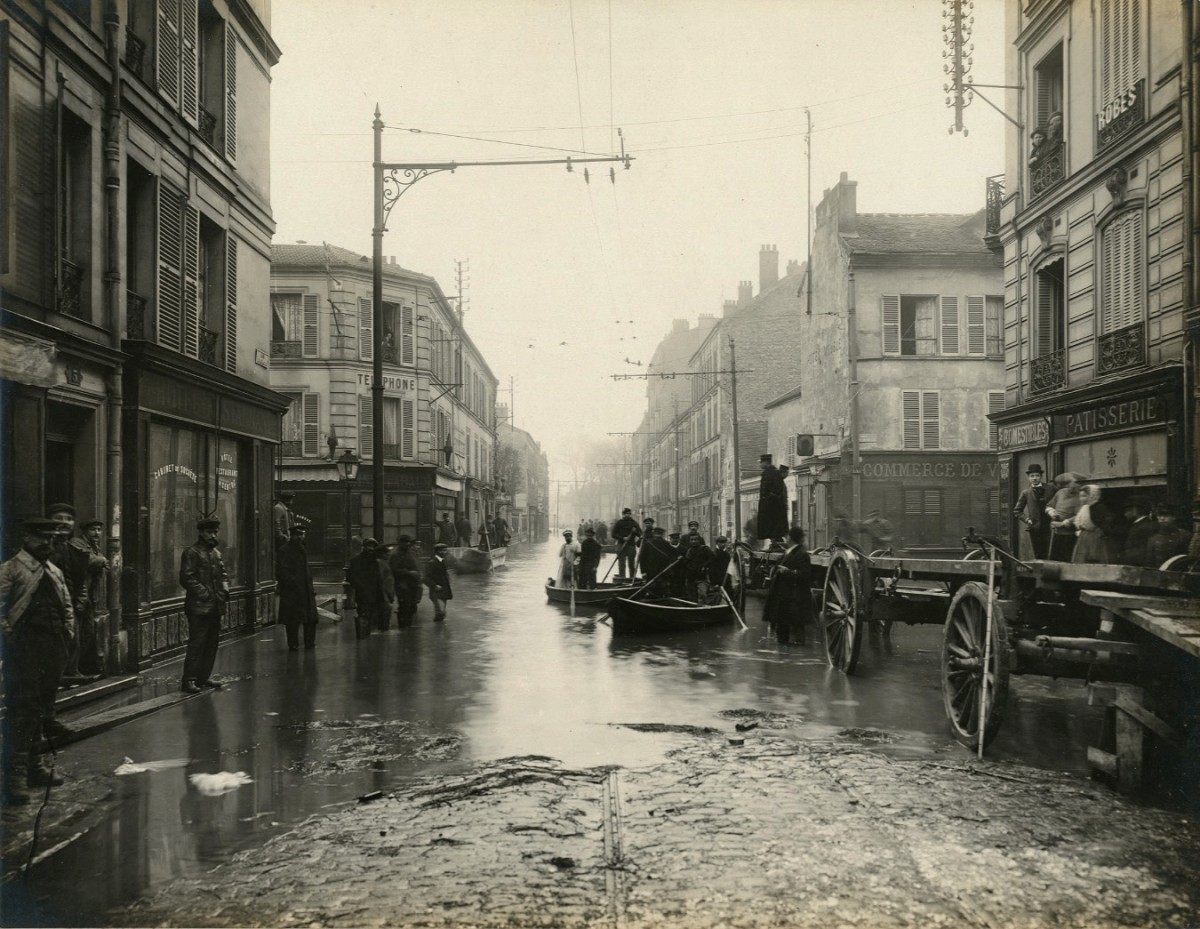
top-left (4, 543), bottom-right (1127, 926)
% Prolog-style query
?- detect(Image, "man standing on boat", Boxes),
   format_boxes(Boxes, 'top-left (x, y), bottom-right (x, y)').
top-left (705, 536), bottom-right (733, 603)
top-left (456, 513), bottom-right (474, 550)
top-left (683, 532), bottom-right (713, 602)
top-left (578, 528), bottom-right (602, 590)
top-left (611, 508), bottom-right (643, 581)
top-left (557, 530), bottom-right (582, 588)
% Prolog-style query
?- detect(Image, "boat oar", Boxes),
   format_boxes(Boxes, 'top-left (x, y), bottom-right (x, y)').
top-left (600, 536), bottom-right (629, 584)
top-left (594, 556), bottom-right (681, 623)
top-left (721, 584), bottom-right (747, 630)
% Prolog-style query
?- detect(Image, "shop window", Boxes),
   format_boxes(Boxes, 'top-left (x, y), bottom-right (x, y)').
top-left (58, 108), bottom-right (91, 320)
top-left (902, 390), bottom-right (940, 450)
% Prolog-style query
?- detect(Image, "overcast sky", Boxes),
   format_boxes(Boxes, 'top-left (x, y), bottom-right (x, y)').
top-left (269, 0), bottom-right (1005, 479)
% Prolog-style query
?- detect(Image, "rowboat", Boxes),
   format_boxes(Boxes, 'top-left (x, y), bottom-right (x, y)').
top-left (544, 580), bottom-right (641, 605)
top-left (606, 596), bottom-right (734, 634)
top-left (453, 546), bottom-right (507, 573)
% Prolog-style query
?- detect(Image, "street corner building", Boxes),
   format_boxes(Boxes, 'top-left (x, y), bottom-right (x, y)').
top-left (1, 0), bottom-right (287, 672)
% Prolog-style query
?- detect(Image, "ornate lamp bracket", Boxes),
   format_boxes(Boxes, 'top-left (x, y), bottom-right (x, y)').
top-left (381, 164), bottom-right (457, 229)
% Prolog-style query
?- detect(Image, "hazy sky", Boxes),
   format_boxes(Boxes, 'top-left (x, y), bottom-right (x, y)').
top-left (269, 0), bottom-right (1005, 477)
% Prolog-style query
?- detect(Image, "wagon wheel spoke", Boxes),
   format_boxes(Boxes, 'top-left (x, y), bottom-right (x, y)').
top-left (941, 582), bottom-right (1010, 751)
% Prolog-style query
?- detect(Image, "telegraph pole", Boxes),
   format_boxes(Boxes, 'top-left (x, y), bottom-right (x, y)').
top-left (729, 337), bottom-right (743, 543)
top-left (848, 270), bottom-right (862, 528)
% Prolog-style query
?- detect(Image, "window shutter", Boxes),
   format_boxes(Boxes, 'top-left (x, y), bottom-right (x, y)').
top-left (156, 0), bottom-right (181, 108)
top-left (401, 304), bottom-right (415, 365)
top-left (902, 390), bottom-right (920, 449)
top-left (156, 183), bottom-right (183, 351)
top-left (178, 0), bottom-right (199, 126)
top-left (923, 490), bottom-right (941, 515)
top-left (402, 398), bottom-right (415, 459)
top-left (224, 234), bottom-right (238, 373)
top-left (988, 390), bottom-right (1005, 450)
top-left (921, 391), bottom-right (940, 450)
top-left (1036, 278), bottom-right (1055, 356)
top-left (985, 296), bottom-right (1003, 355)
top-left (302, 393), bottom-right (319, 457)
top-left (1102, 0), bottom-right (1141, 103)
top-left (302, 293), bottom-right (319, 357)
top-left (939, 296), bottom-right (960, 354)
top-left (224, 20), bottom-right (237, 162)
top-left (358, 297), bottom-right (373, 360)
top-left (358, 395), bottom-right (373, 459)
top-left (1035, 61), bottom-right (1052, 127)
top-left (182, 201), bottom-right (200, 358)
top-left (882, 295), bottom-right (900, 354)
top-left (966, 295), bottom-right (985, 355)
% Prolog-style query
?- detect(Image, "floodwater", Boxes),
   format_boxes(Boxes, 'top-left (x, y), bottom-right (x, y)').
top-left (6, 541), bottom-right (1102, 926)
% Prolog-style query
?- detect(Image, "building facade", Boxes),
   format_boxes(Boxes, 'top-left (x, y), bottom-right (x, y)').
top-left (993, 0), bottom-right (1194, 549)
top-left (1, 0), bottom-right (283, 670)
top-left (269, 245), bottom-right (498, 570)
top-left (774, 174), bottom-right (1004, 554)
top-left (495, 407), bottom-right (549, 543)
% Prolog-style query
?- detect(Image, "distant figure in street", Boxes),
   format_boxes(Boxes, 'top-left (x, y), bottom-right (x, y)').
top-left (706, 536), bottom-right (733, 604)
top-left (0, 518), bottom-right (76, 805)
top-left (275, 525), bottom-right (318, 650)
top-left (1047, 475), bottom-right (1082, 561)
top-left (763, 525), bottom-right (815, 646)
top-left (273, 491), bottom-right (296, 547)
top-left (578, 528), bottom-right (602, 589)
top-left (347, 538), bottom-right (384, 640)
top-left (683, 532), bottom-right (713, 602)
top-left (595, 520), bottom-right (609, 544)
top-left (437, 513), bottom-right (458, 546)
top-left (756, 455), bottom-right (788, 544)
top-left (47, 503), bottom-right (88, 684)
top-left (492, 514), bottom-right (511, 546)
top-left (557, 530), bottom-right (581, 588)
top-left (861, 510), bottom-right (895, 552)
top-left (1012, 463), bottom-right (1051, 560)
top-left (1120, 497), bottom-right (1156, 567)
top-left (456, 515), bottom-right (474, 549)
top-left (425, 543), bottom-right (453, 621)
top-left (179, 517), bottom-right (229, 693)
top-left (78, 518), bottom-right (108, 675)
top-left (389, 535), bottom-right (422, 627)
top-left (375, 544), bottom-right (395, 631)
top-left (611, 508), bottom-right (643, 580)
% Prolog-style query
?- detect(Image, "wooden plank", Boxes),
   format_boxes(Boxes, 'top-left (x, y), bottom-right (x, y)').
top-left (1087, 745), bottom-right (1117, 777)
top-left (1079, 590), bottom-right (1200, 659)
top-left (1044, 562), bottom-right (1199, 594)
top-left (1113, 692), bottom-right (1184, 747)
top-left (1114, 686), bottom-right (1144, 793)
top-left (1080, 590), bottom-right (1200, 617)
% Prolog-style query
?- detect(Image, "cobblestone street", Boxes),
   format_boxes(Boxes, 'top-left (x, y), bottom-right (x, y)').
top-left (120, 718), bottom-right (1200, 929)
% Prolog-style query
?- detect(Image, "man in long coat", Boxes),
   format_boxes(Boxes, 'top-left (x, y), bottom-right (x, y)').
top-left (276, 525), bottom-right (318, 650)
top-left (389, 535), bottom-right (422, 627)
top-left (347, 538), bottom-right (384, 639)
top-left (1012, 463), bottom-right (1050, 560)
top-left (437, 513), bottom-right (458, 546)
top-left (425, 543), bottom-right (454, 621)
top-left (557, 530), bottom-right (582, 588)
top-left (763, 526), bottom-right (815, 645)
top-left (756, 455), bottom-right (788, 543)
top-left (179, 517), bottom-right (229, 692)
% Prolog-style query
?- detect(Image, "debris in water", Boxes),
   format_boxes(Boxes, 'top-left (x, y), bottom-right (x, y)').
top-left (188, 771), bottom-right (253, 795)
top-left (114, 757), bottom-right (191, 775)
top-left (735, 722), bottom-right (759, 732)
top-left (358, 790), bottom-right (384, 804)
top-left (728, 738), bottom-right (745, 747)
top-left (550, 857), bottom-right (576, 869)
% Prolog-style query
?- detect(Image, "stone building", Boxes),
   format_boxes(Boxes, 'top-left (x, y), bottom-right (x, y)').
top-left (992, 0), bottom-right (1196, 545)
top-left (495, 406), bottom-right (549, 543)
top-left (1, 0), bottom-right (284, 670)
top-left (269, 244), bottom-right (498, 570)
top-left (772, 174), bottom-right (1004, 554)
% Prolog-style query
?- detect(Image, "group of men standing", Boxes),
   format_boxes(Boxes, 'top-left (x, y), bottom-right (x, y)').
top-left (435, 511), bottom-right (511, 549)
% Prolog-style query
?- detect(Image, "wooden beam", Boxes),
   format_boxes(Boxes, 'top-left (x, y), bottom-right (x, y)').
top-left (1087, 746), bottom-right (1118, 778)
top-left (1114, 691), bottom-right (1184, 747)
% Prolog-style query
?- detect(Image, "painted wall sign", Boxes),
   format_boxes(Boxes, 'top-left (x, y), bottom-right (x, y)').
top-left (1097, 78), bottom-right (1144, 149)
top-left (859, 458), bottom-right (999, 481)
top-left (997, 417), bottom-right (1049, 451)
top-left (356, 373), bottom-right (416, 391)
top-left (1055, 393), bottom-right (1167, 440)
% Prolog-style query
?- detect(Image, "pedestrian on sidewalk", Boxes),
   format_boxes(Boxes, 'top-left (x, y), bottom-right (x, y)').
top-left (275, 525), bottom-right (318, 650)
top-left (46, 503), bottom-right (88, 687)
top-left (179, 517), bottom-right (229, 693)
top-left (425, 543), bottom-right (453, 621)
top-left (78, 518), bottom-right (108, 674)
top-left (347, 538), bottom-right (384, 639)
top-left (0, 518), bottom-right (76, 806)
top-left (389, 535), bottom-right (422, 627)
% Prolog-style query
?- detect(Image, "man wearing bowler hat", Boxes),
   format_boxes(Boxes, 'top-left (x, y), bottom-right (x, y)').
top-left (178, 517), bottom-right (229, 693)
top-left (757, 454), bottom-right (789, 544)
top-left (1012, 464), bottom-right (1051, 560)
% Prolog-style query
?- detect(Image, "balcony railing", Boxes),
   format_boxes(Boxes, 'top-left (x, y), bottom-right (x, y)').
top-left (127, 290), bottom-right (148, 339)
top-left (281, 440), bottom-right (303, 458)
top-left (199, 106), bottom-right (218, 147)
top-left (124, 28), bottom-right (146, 78)
top-left (985, 175), bottom-right (1005, 236)
top-left (382, 443), bottom-right (402, 460)
top-left (1030, 143), bottom-right (1065, 199)
top-left (199, 326), bottom-right (220, 366)
top-left (57, 258), bottom-right (85, 318)
top-left (1030, 348), bottom-right (1066, 394)
top-left (1097, 322), bottom-right (1145, 375)
top-left (271, 340), bottom-right (303, 359)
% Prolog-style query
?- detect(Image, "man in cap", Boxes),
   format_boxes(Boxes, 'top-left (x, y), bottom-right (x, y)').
top-left (611, 508), bottom-right (643, 581)
top-left (1120, 496), bottom-right (1157, 567)
top-left (389, 535), bottom-right (422, 627)
top-left (666, 531), bottom-right (687, 597)
top-left (757, 454), bottom-right (788, 544)
top-left (578, 527), bottom-right (602, 590)
top-left (437, 513), bottom-right (458, 546)
top-left (46, 503), bottom-right (89, 684)
top-left (557, 529), bottom-right (581, 588)
top-left (683, 531), bottom-right (714, 602)
top-left (705, 535), bottom-right (733, 604)
top-left (273, 491), bottom-right (297, 548)
top-left (424, 543), bottom-right (454, 621)
top-left (75, 518), bottom-right (108, 675)
top-left (1012, 463), bottom-right (1051, 560)
top-left (1147, 505), bottom-right (1191, 568)
top-left (178, 517), bottom-right (229, 694)
top-left (0, 518), bottom-right (76, 804)
top-left (276, 524), bottom-right (318, 650)
top-left (347, 538), bottom-right (384, 639)
top-left (686, 519), bottom-right (706, 545)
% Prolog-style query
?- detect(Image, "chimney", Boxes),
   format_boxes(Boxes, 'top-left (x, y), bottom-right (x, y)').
top-left (786, 259), bottom-right (801, 276)
top-left (738, 280), bottom-right (753, 306)
top-left (698, 313), bottom-right (716, 330)
top-left (838, 171), bottom-right (857, 232)
top-left (672, 318), bottom-right (689, 333)
top-left (759, 244), bottom-right (779, 293)
top-left (722, 299), bottom-right (737, 317)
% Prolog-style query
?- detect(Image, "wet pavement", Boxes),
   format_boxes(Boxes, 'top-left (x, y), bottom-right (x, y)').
top-left (2, 541), bottom-right (1196, 927)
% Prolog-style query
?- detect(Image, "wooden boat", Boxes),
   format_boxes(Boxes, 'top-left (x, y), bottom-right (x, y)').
top-left (453, 546), bottom-right (507, 573)
top-left (606, 596), bottom-right (733, 634)
top-left (544, 580), bottom-right (641, 605)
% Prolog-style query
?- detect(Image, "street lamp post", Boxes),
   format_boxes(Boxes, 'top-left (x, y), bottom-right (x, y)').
top-left (336, 449), bottom-right (360, 607)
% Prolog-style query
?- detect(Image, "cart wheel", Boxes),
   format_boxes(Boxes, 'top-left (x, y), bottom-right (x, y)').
top-left (727, 548), bottom-right (747, 611)
top-left (941, 581), bottom-right (1010, 750)
top-left (821, 549), bottom-right (863, 674)
top-left (1160, 554), bottom-right (1200, 573)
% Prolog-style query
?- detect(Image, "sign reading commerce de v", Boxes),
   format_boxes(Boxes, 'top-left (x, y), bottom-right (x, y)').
top-left (356, 373), bottom-right (417, 391)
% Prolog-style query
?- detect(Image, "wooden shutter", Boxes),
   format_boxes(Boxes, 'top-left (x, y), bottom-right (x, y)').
top-left (224, 20), bottom-right (237, 162)
top-left (988, 391), bottom-right (1005, 450)
top-left (401, 303), bottom-right (415, 365)
top-left (882, 295), bottom-right (900, 354)
top-left (358, 296), bottom-right (373, 360)
top-left (985, 296), bottom-right (1003, 355)
top-left (224, 234), bottom-right (238, 373)
top-left (358, 395), bottom-right (372, 459)
top-left (915, 300), bottom-right (936, 355)
top-left (939, 296), bottom-right (960, 354)
top-left (302, 293), bottom-right (319, 357)
top-left (1101, 0), bottom-right (1140, 102)
top-left (1036, 274), bottom-right (1055, 356)
top-left (302, 393), bottom-right (319, 457)
top-left (921, 391), bottom-right (940, 450)
top-left (966, 295), bottom-right (985, 355)
top-left (179, 0), bottom-right (199, 126)
top-left (902, 390), bottom-right (920, 449)
top-left (181, 201), bottom-right (200, 358)
top-left (156, 0), bottom-right (181, 108)
top-left (402, 398), bottom-right (415, 459)
top-left (156, 182), bottom-right (183, 351)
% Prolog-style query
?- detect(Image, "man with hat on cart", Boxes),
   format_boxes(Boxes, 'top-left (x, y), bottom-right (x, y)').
top-left (1012, 463), bottom-right (1051, 560)
top-left (178, 516), bottom-right (229, 693)
top-left (756, 454), bottom-right (789, 545)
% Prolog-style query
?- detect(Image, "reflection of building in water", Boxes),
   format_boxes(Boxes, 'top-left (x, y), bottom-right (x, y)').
top-left (0, 2), bottom-right (286, 672)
